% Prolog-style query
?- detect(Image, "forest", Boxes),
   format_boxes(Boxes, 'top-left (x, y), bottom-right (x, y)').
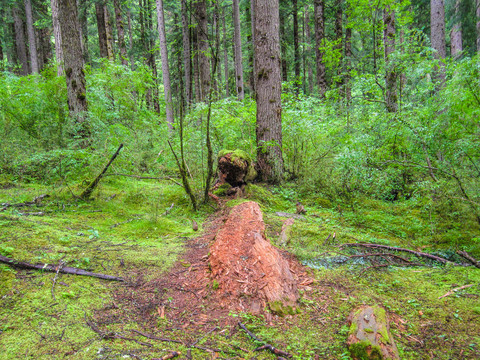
top-left (0, 0), bottom-right (480, 359)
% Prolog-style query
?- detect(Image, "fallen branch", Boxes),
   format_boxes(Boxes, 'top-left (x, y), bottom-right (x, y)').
top-left (85, 315), bottom-right (151, 346)
top-left (1, 194), bottom-right (49, 211)
top-left (80, 143), bottom-right (123, 200)
top-left (439, 284), bottom-right (475, 299)
top-left (339, 243), bottom-right (460, 266)
top-left (0, 255), bottom-right (124, 281)
top-left (457, 251), bottom-right (480, 269)
top-left (238, 322), bottom-right (292, 358)
top-left (51, 260), bottom-right (65, 301)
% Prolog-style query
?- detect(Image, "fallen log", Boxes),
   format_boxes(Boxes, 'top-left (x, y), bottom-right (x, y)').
top-left (340, 243), bottom-right (461, 266)
top-left (80, 143), bottom-right (123, 199)
top-left (1, 194), bottom-right (49, 211)
top-left (457, 251), bottom-right (480, 269)
top-left (0, 255), bottom-right (124, 281)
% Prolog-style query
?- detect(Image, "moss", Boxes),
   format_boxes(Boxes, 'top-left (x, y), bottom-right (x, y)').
top-left (268, 300), bottom-right (298, 316)
top-left (217, 149), bottom-right (252, 163)
top-left (349, 341), bottom-right (383, 360)
top-left (213, 183), bottom-right (232, 196)
top-left (372, 306), bottom-right (390, 344)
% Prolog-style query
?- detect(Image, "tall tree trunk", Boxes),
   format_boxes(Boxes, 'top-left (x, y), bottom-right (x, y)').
top-left (344, 12), bottom-right (352, 103)
top-left (24, 0), bottom-right (38, 73)
top-left (193, 27), bottom-right (201, 102)
top-left (145, 0), bottom-right (160, 113)
top-left (292, 0), bottom-right (300, 91)
top-left (181, 0), bottom-right (192, 106)
top-left (248, 0), bottom-right (256, 97)
top-left (477, 0), bottom-right (480, 52)
top-left (51, 0), bottom-right (63, 75)
top-left (232, 0), bottom-right (244, 100)
top-left (384, 6), bottom-right (397, 113)
top-left (222, 6), bottom-right (229, 97)
top-left (254, 0), bottom-right (284, 184)
top-left (78, 0), bottom-right (89, 63)
top-left (279, 6), bottom-right (287, 82)
top-left (431, 0), bottom-right (446, 81)
top-left (305, 8), bottom-right (313, 94)
top-left (314, 0), bottom-right (326, 97)
top-left (127, 9), bottom-right (134, 66)
top-left (155, 0), bottom-right (174, 128)
top-left (214, 0), bottom-right (222, 94)
top-left (12, 6), bottom-right (29, 75)
top-left (104, 5), bottom-right (114, 60)
top-left (195, 0), bottom-right (210, 101)
top-left (58, 0), bottom-right (89, 136)
top-left (114, 0), bottom-right (128, 65)
top-left (450, 0), bottom-right (462, 58)
top-left (335, 0), bottom-right (343, 89)
top-left (95, 2), bottom-right (108, 59)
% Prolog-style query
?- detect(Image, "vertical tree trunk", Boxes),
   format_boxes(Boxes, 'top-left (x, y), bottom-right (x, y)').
top-left (383, 6), bottom-right (397, 113)
top-left (254, 0), bottom-right (284, 184)
top-left (181, 0), bottom-right (192, 106)
top-left (344, 14), bottom-right (352, 103)
top-left (114, 0), bottom-right (128, 65)
top-left (450, 0), bottom-right (462, 58)
top-left (335, 0), bottom-right (343, 90)
top-left (305, 8), bottom-right (313, 94)
top-left (58, 0), bottom-right (89, 133)
top-left (51, 0), bottom-right (63, 75)
top-left (127, 9), bottom-right (134, 66)
top-left (232, 0), bottom-right (245, 100)
top-left (314, 0), bottom-right (326, 97)
top-left (145, 0), bottom-right (160, 113)
top-left (78, 0), bottom-right (89, 63)
top-left (95, 2), bottom-right (108, 59)
top-left (12, 6), bottom-right (29, 75)
top-left (24, 0), bottom-right (38, 73)
top-left (279, 7), bottom-right (287, 82)
top-left (193, 27), bottom-right (201, 102)
top-left (247, 0), bottom-right (256, 97)
top-left (292, 0), bottom-right (300, 90)
top-left (430, 0), bottom-right (446, 81)
top-left (104, 5), bottom-right (114, 60)
top-left (195, 0), bottom-right (210, 101)
top-left (214, 0), bottom-right (222, 93)
top-left (222, 6), bottom-right (229, 97)
top-left (155, 0), bottom-right (174, 128)
top-left (477, 0), bottom-right (480, 52)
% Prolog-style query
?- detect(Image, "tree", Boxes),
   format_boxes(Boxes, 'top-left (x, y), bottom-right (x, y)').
top-left (24, 0), bottom-right (38, 73)
top-left (95, 1), bottom-right (108, 59)
top-left (58, 0), bottom-right (89, 137)
top-left (114, 0), bottom-right (128, 65)
top-left (195, 0), bottom-right (210, 101)
top-left (314, 0), bottom-right (326, 97)
top-left (254, 0), bottom-right (284, 183)
top-left (431, 0), bottom-right (446, 81)
top-left (384, 6), bottom-right (397, 113)
top-left (51, 0), bottom-right (63, 75)
top-left (450, 0), bottom-right (462, 58)
top-left (12, 4), bottom-right (29, 75)
top-left (181, 0), bottom-right (192, 105)
top-left (155, 0), bottom-right (174, 128)
top-left (477, 0), bottom-right (480, 52)
top-left (232, 0), bottom-right (244, 100)
top-left (292, 0), bottom-right (300, 90)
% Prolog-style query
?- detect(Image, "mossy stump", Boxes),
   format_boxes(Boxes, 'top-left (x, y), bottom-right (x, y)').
top-left (216, 149), bottom-right (257, 188)
top-left (347, 305), bottom-right (399, 360)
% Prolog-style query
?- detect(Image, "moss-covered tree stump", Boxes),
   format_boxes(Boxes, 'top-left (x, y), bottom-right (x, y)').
top-left (216, 149), bottom-right (257, 189)
top-left (347, 305), bottom-right (399, 360)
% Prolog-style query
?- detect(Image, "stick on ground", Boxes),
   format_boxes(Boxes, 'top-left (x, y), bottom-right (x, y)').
top-left (438, 284), bottom-right (475, 299)
top-left (238, 322), bottom-right (292, 358)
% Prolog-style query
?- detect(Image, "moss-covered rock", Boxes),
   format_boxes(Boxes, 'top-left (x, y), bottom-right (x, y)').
top-left (346, 305), bottom-right (399, 360)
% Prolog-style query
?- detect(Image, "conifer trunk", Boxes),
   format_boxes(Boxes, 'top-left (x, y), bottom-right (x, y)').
top-left (24, 0), bottom-right (38, 73)
top-left (114, 0), bottom-right (128, 65)
top-left (195, 0), bottom-right (210, 102)
top-left (305, 8), bottom-right (313, 94)
top-left (222, 6), bottom-right (229, 97)
top-left (12, 6), bottom-right (29, 75)
top-left (254, 0), bottom-right (284, 184)
top-left (450, 0), bottom-right (462, 58)
top-left (383, 7), bottom-right (397, 113)
top-left (51, 0), bottom-right (63, 75)
top-left (104, 5), bottom-right (114, 60)
top-left (430, 0), bottom-right (446, 81)
top-left (181, 0), bottom-right (192, 106)
top-left (314, 0), bottom-right (326, 97)
top-left (232, 0), bottom-right (244, 100)
top-left (95, 2), bottom-right (108, 59)
top-left (293, 0), bottom-right (300, 90)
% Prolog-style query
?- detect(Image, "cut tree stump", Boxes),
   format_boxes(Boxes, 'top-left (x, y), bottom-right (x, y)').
top-left (215, 149), bottom-right (257, 188)
top-left (347, 305), bottom-right (399, 360)
top-left (209, 201), bottom-right (298, 314)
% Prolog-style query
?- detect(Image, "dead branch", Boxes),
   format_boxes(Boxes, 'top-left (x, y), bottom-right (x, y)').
top-left (238, 322), bottom-right (292, 358)
top-left (80, 143), bottom-right (124, 200)
top-left (0, 255), bottom-right (124, 281)
top-left (85, 315), bottom-right (151, 346)
top-left (438, 284), bottom-right (475, 299)
top-left (51, 260), bottom-right (65, 301)
top-left (1, 194), bottom-right (49, 211)
top-left (457, 251), bottom-right (480, 269)
top-left (339, 243), bottom-right (460, 266)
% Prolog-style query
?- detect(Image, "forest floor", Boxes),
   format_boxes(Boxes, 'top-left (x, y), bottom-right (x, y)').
top-left (0, 177), bottom-right (479, 359)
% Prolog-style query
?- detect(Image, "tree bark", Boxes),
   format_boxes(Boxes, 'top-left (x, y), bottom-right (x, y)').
top-left (195, 0), bottom-right (210, 102)
top-left (78, 0), bottom-right (89, 63)
top-left (292, 0), bottom-right (300, 90)
top-left (12, 5), bottom-right (29, 75)
top-left (51, 0), bottom-right (63, 75)
top-left (114, 0), bottom-right (128, 65)
top-left (95, 2), bottom-right (108, 59)
top-left (254, 0), bottom-right (284, 184)
top-left (232, 0), bottom-right (245, 100)
top-left (279, 7), bottom-right (287, 82)
top-left (314, 0), bottom-right (326, 97)
top-left (155, 0), bottom-right (174, 128)
top-left (222, 6), bottom-right (229, 97)
top-left (384, 6), bottom-right (397, 113)
top-left (24, 0), bottom-right (39, 73)
top-left (181, 0), bottom-right (192, 106)
top-left (477, 0), bottom-right (480, 52)
top-left (249, 0), bottom-right (256, 98)
top-left (345, 12), bottom-right (352, 103)
top-left (104, 5), bottom-right (114, 61)
top-left (335, 0), bottom-right (343, 90)
top-left (450, 0), bottom-right (462, 58)
top-left (430, 0), bottom-right (446, 81)
top-left (58, 0), bottom-right (89, 134)
top-left (305, 8), bottom-right (313, 94)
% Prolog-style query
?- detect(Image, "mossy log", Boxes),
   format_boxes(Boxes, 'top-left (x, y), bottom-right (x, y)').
top-left (347, 305), bottom-right (399, 360)
top-left (216, 149), bottom-right (257, 187)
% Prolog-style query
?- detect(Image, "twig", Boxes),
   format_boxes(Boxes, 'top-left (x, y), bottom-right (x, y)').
top-left (1, 194), bottom-right (49, 211)
top-left (238, 322), bottom-right (292, 358)
top-left (0, 255), bottom-right (124, 281)
top-left (190, 326), bottom-right (218, 347)
top-left (439, 284), bottom-right (475, 299)
top-left (51, 260), bottom-right (65, 301)
top-left (322, 234), bottom-right (331, 246)
top-left (456, 251), bottom-right (480, 269)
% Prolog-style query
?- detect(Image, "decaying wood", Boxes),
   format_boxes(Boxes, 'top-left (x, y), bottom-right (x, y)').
top-left (238, 322), bottom-right (292, 358)
top-left (457, 251), bottom-right (480, 269)
top-left (438, 284), bottom-right (475, 299)
top-left (80, 143), bottom-right (124, 199)
top-left (0, 255), bottom-right (124, 281)
top-left (1, 194), bottom-right (50, 211)
top-left (340, 243), bottom-right (461, 266)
